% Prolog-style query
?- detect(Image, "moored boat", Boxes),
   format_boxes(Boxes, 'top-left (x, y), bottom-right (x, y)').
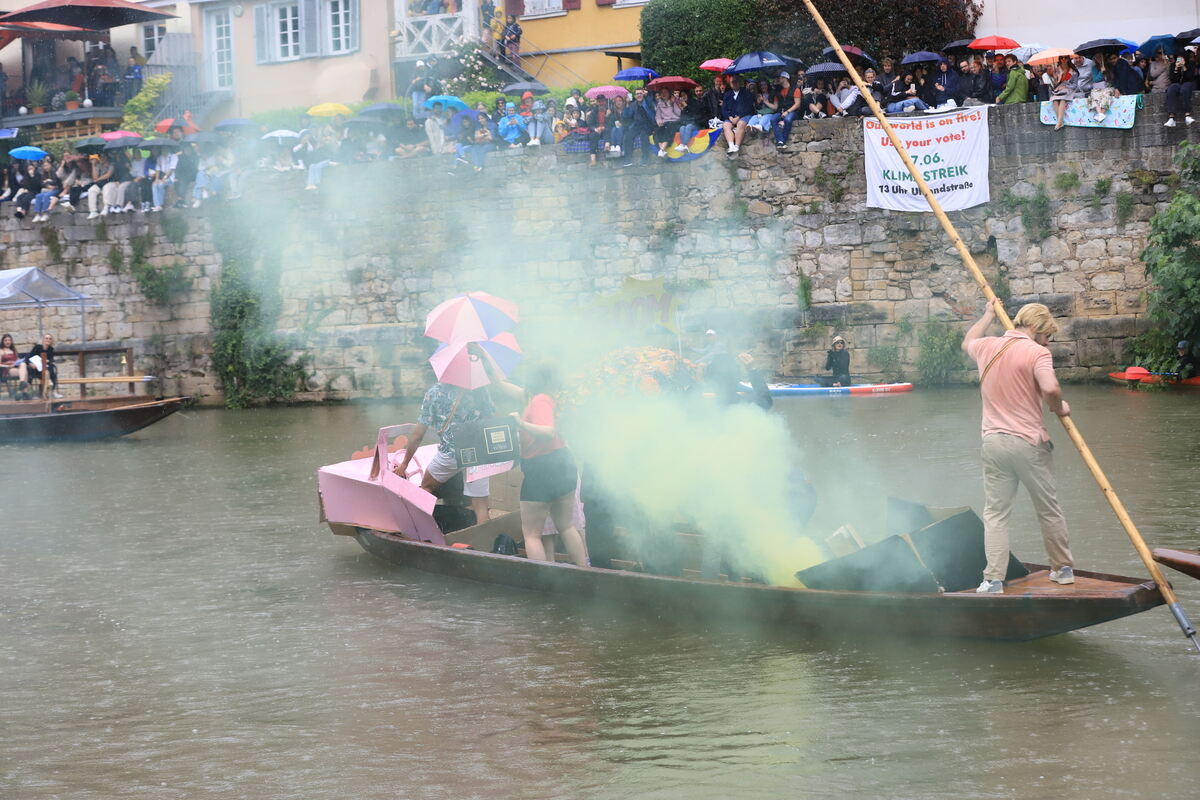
top-left (1107, 367), bottom-right (1200, 388)
top-left (1153, 548), bottom-right (1200, 581)
top-left (0, 396), bottom-right (189, 443)
top-left (762, 381), bottom-right (914, 397)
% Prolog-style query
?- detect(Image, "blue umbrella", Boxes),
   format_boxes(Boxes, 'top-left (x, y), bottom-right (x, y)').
top-left (214, 117), bottom-right (257, 130)
top-left (424, 94), bottom-right (467, 111)
top-left (725, 50), bottom-right (788, 74)
top-left (1139, 34), bottom-right (1178, 56)
top-left (9, 145), bottom-right (46, 160)
top-left (359, 102), bottom-right (406, 116)
top-left (1116, 38), bottom-right (1139, 54)
top-left (613, 66), bottom-right (658, 81)
top-left (447, 108), bottom-right (481, 137)
top-left (900, 51), bottom-right (945, 65)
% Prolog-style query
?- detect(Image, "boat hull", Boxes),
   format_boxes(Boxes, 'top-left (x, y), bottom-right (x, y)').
top-left (1153, 548), bottom-right (1200, 581)
top-left (0, 397), bottom-right (189, 443)
top-left (1107, 371), bottom-right (1200, 388)
top-left (766, 382), bottom-right (914, 397)
top-left (350, 527), bottom-right (1163, 642)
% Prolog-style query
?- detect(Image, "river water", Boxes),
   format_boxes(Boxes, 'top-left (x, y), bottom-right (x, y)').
top-left (3, 387), bottom-right (1198, 799)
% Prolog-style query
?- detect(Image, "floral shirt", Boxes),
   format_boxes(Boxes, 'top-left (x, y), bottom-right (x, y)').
top-left (417, 383), bottom-right (495, 455)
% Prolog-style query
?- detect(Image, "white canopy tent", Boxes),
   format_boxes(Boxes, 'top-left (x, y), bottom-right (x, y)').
top-left (0, 267), bottom-right (98, 342)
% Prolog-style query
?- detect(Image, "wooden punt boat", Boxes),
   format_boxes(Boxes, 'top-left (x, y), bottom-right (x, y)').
top-left (318, 431), bottom-right (1164, 643)
top-left (0, 395), bottom-right (189, 443)
top-left (1153, 548), bottom-right (1200, 581)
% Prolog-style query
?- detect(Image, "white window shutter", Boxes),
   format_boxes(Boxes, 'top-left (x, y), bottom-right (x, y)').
top-left (300, 0), bottom-right (321, 57)
top-left (253, 3), bottom-right (271, 63)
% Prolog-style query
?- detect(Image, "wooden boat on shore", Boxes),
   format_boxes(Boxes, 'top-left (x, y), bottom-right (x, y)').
top-left (318, 427), bottom-right (1165, 643)
top-left (0, 394), bottom-right (189, 443)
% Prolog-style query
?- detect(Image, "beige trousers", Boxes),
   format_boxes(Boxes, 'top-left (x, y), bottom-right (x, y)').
top-left (981, 432), bottom-right (1073, 581)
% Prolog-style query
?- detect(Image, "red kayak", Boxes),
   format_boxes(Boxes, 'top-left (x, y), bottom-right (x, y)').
top-left (1107, 366), bottom-right (1200, 388)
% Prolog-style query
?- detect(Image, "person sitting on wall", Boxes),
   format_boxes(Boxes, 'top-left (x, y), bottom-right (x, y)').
top-left (825, 335), bottom-right (851, 387)
top-left (884, 72), bottom-right (928, 114)
top-left (720, 74), bottom-right (755, 157)
top-left (25, 333), bottom-right (59, 398)
top-left (497, 102), bottom-right (527, 147)
top-left (0, 332), bottom-right (30, 397)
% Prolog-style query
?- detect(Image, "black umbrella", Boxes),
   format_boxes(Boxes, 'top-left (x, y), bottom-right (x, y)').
top-left (0, 0), bottom-right (174, 29)
top-left (140, 137), bottom-right (181, 150)
top-left (74, 136), bottom-right (106, 154)
top-left (184, 131), bottom-right (219, 145)
top-left (341, 116), bottom-right (382, 128)
top-left (805, 61), bottom-right (848, 78)
top-left (943, 39), bottom-right (974, 54)
top-left (103, 136), bottom-right (142, 150)
top-left (901, 51), bottom-right (945, 66)
top-left (1176, 28), bottom-right (1200, 43)
top-left (725, 50), bottom-right (789, 74)
top-left (1075, 38), bottom-right (1129, 58)
top-left (359, 102), bottom-right (406, 117)
top-left (502, 81), bottom-right (550, 95)
top-left (821, 45), bottom-right (876, 67)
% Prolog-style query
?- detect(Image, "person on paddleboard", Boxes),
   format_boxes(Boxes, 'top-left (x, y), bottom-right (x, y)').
top-left (824, 335), bottom-right (851, 387)
top-left (962, 300), bottom-right (1073, 594)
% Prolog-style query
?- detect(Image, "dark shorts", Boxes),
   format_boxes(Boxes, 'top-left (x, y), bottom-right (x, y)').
top-left (520, 447), bottom-right (577, 503)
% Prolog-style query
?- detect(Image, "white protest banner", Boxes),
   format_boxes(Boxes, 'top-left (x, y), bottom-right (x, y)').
top-left (862, 106), bottom-right (990, 212)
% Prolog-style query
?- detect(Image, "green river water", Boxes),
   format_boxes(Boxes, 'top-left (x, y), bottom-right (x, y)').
top-left (3, 386), bottom-right (1198, 799)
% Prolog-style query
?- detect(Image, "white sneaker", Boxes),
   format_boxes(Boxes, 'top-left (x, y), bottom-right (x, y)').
top-left (52, 391), bottom-right (63, 399)
top-left (191, 199), bottom-right (201, 208)
top-left (123, 202), bottom-right (134, 212)
top-left (1165, 117), bottom-right (1177, 127)
top-left (1188, 115), bottom-right (1196, 125)
top-left (528, 139), bottom-right (540, 146)
top-left (87, 212), bottom-right (99, 219)
top-left (1049, 566), bottom-right (1075, 585)
top-left (726, 144), bottom-right (736, 153)
top-left (657, 149), bottom-right (666, 157)
top-left (612, 146), bottom-right (622, 156)
top-left (976, 579), bottom-right (1003, 594)
top-left (674, 143), bottom-right (688, 152)
top-left (152, 206), bottom-right (162, 212)
top-left (730, 144), bottom-right (739, 153)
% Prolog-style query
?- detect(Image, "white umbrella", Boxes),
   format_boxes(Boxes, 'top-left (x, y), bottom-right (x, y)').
top-left (1005, 44), bottom-right (1046, 63)
top-left (262, 129), bottom-right (301, 141)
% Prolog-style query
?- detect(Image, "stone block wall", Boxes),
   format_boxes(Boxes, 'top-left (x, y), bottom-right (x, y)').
top-left (0, 94), bottom-right (1192, 404)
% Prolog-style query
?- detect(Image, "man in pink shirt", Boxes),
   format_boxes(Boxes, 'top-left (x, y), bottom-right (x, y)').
top-left (962, 300), bottom-right (1074, 593)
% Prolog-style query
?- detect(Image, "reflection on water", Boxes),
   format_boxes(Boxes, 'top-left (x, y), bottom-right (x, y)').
top-left (2, 389), bottom-right (1198, 799)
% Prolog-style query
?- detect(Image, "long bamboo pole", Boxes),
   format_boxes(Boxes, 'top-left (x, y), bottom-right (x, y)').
top-left (799, 0), bottom-right (1199, 651)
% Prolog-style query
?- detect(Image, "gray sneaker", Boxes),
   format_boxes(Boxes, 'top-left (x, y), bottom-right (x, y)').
top-left (1049, 566), bottom-right (1075, 585)
top-left (976, 579), bottom-right (1003, 594)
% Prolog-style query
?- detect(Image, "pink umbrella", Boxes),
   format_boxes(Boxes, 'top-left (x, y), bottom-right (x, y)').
top-left (584, 85), bottom-right (629, 101)
top-left (424, 291), bottom-right (518, 342)
top-left (429, 332), bottom-right (523, 389)
top-left (699, 58), bottom-right (734, 72)
top-left (100, 130), bottom-right (142, 140)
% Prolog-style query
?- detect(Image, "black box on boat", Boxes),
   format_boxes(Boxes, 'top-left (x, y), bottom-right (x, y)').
top-left (453, 417), bottom-right (520, 468)
top-left (796, 508), bottom-right (1028, 593)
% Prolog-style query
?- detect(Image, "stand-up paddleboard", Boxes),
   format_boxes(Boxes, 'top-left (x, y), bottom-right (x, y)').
top-left (746, 382), bottom-right (914, 397)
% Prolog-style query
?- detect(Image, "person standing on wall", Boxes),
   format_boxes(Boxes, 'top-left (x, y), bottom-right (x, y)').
top-left (962, 300), bottom-right (1074, 594)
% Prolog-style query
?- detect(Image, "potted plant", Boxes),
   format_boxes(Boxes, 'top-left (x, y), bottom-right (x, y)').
top-left (64, 90), bottom-right (80, 111)
top-left (25, 80), bottom-right (49, 114)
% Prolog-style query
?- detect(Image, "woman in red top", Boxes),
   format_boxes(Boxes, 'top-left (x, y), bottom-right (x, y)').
top-left (486, 359), bottom-right (588, 567)
top-left (0, 332), bottom-right (29, 392)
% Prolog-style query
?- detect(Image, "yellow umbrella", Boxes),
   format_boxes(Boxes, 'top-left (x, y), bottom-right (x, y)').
top-left (1027, 47), bottom-right (1076, 66)
top-left (307, 102), bottom-right (353, 117)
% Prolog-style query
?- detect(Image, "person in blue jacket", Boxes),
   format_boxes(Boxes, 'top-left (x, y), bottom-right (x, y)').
top-left (720, 74), bottom-right (755, 156)
top-left (496, 102), bottom-right (527, 147)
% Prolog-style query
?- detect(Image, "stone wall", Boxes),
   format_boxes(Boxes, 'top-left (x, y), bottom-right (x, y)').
top-left (0, 94), bottom-right (1192, 404)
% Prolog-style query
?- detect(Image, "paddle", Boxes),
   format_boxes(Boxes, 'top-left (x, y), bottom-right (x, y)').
top-left (801, 0), bottom-right (1199, 652)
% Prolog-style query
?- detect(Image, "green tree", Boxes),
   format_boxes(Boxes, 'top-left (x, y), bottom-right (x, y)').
top-left (757, 0), bottom-right (981, 64)
top-left (121, 72), bottom-right (173, 136)
top-left (1140, 143), bottom-right (1200, 349)
top-left (640, 0), bottom-right (762, 83)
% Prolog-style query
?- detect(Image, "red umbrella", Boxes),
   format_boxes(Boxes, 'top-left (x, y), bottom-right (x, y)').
top-left (99, 129), bottom-right (141, 140)
top-left (154, 117), bottom-right (199, 135)
top-left (969, 35), bottom-right (1020, 50)
top-left (699, 58), bottom-right (734, 72)
top-left (0, 0), bottom-right (174, 29)
top-left (646, 75), bottom-right (700, 93)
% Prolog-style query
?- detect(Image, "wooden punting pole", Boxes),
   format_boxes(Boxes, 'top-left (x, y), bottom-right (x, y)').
top-left (799, 0), bottom-right (1198, 651)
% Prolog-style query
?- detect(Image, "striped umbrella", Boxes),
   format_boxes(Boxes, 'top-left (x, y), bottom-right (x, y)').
top-left (424, 292), bottom-right (519, 342)
top-left (428, 333), bottom-right (522, 389)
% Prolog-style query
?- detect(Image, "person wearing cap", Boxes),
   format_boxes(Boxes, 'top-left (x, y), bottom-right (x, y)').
top-left (1175, 340), bottom-right (1198, 382)
top-left (962, 299), bottom-right (1073, 594)
top-left (695, 329), bottom-right (727, 367)
top-left (774, 71), bottom-right (803, 149)
top-left (408, 60), bottom-right (432, 120)
top-left (824, 335), bottom-right (851, 387)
